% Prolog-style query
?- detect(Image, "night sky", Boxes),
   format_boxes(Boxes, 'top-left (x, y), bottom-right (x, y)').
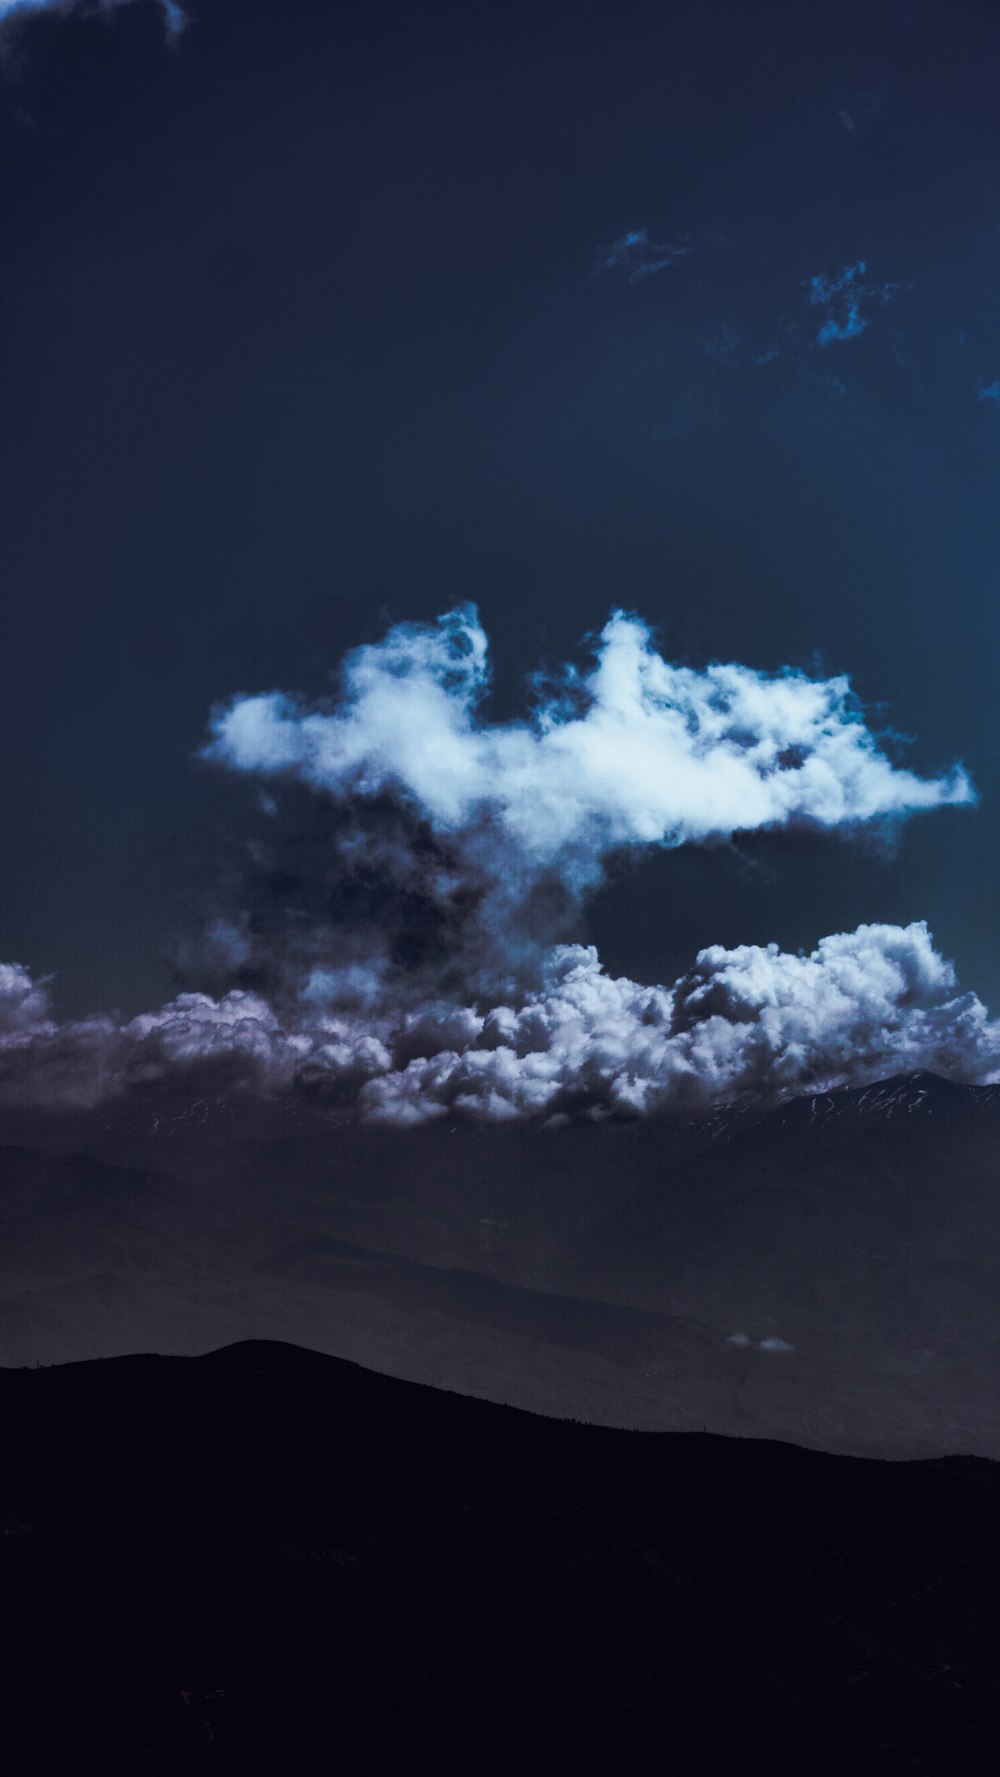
top-left (2, 0), bottom-right (1000, 1121)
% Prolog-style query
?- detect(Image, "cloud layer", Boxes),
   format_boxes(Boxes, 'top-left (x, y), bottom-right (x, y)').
top-left (353, 921), bottom-right (1000, 1124)
top-left (1, 921), bottom-right (998, 1123)
top-left (0, 610), bottom-right (990, 1124)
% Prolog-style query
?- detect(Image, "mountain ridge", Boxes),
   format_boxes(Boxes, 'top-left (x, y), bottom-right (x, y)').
top-left (1, 1066), bottom-right (999, 1458)
top-left (2, 1337), bottom-right (999, 1773)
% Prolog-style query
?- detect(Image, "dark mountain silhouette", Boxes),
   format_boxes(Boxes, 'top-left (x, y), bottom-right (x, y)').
top-left (1, 1339), bottom-right (998, 1774)
top-left (1, 1070), bottom-right (999, 1455)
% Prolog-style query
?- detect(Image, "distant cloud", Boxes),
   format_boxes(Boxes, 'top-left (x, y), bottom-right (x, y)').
top-left (759, 1338), bottom-right (795, 1353)
top-left (834, 85), bottom-right (883, 137)
top-left (977, 379), bottom-right (1000, 404)
top-left (0, 962), bottom-right (51, 1037)
top-left (0, 972), bottom-right (311, 1110)
top-left (805, 260), bottom-right (900, 348)
top-left (0, 0), bottom-right (185, 39)
top-left (818, 307), bottom-right (866, 348)
top-left (2, 919), bottom-right (999, 1122)
top-left (352, 921), bottom-right (1000, 1125)
top-left (595, 227), bottom-right (690, 286)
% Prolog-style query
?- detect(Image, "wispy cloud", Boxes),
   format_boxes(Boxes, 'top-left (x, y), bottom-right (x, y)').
top-left (805, 260), bottom-right (900, 348)
top-left (834, 85), bottom-right (883, 137)
top-left (594, 227), bottom-right (690, 286)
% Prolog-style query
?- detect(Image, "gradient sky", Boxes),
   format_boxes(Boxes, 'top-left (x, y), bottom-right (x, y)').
top-left (2, 0), bottom-right (999, 1025)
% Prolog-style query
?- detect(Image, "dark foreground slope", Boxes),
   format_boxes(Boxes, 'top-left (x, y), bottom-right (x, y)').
top-left (1, 1342), bottom-right (998, 1775)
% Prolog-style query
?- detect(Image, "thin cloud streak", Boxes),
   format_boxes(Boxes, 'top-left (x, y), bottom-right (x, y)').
top-left (595, 227), bottom-right (690, 285)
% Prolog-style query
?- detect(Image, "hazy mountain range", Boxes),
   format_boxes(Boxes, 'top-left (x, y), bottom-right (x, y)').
top-left (3, 1069), bottom-right (998, 1461)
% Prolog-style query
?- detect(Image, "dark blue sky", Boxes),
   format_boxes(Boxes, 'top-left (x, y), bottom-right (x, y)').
top-left (2, 0), bottom-right (999, 1017)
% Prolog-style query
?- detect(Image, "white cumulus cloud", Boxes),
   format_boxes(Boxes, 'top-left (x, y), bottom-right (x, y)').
top-left (205, 605), bottom-right (971, 922)
top-left (1, 920), bottom-right (997, 1123)
top-left (352, 921), bottom-right (1000, 1125)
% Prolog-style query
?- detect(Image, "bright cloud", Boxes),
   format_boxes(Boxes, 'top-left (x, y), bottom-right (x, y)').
top-left (205, 605), bottom-right (971, 871)
top-left (1, 920), bottom-right (998, 1121)
top-left (199, 607), bottom-right (972, 1010)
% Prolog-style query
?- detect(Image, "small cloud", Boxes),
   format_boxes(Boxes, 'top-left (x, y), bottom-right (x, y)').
top-left (726, 1332), bottom-right (750, 1347)
top-left (805, 259), bottom-right (900, 349)
top-left (594, 227), bottom-right (690, 286)
top-left (758, 1337), bottom-right (795, 1354)
top-left (806, 262), bottom-right (867, 307)
top-left (834, 84), bottom-right (883, 136)
top-left (817, 304), bottom-right (867, 347)
top-left (977, 378), bottom-right (1000, 404)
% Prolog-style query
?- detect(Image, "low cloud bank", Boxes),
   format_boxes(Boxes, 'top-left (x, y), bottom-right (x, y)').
top-left (349, 922), bottom-right (1000, 1125)
top-left (1, 922), bottom-right (997, 1122)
